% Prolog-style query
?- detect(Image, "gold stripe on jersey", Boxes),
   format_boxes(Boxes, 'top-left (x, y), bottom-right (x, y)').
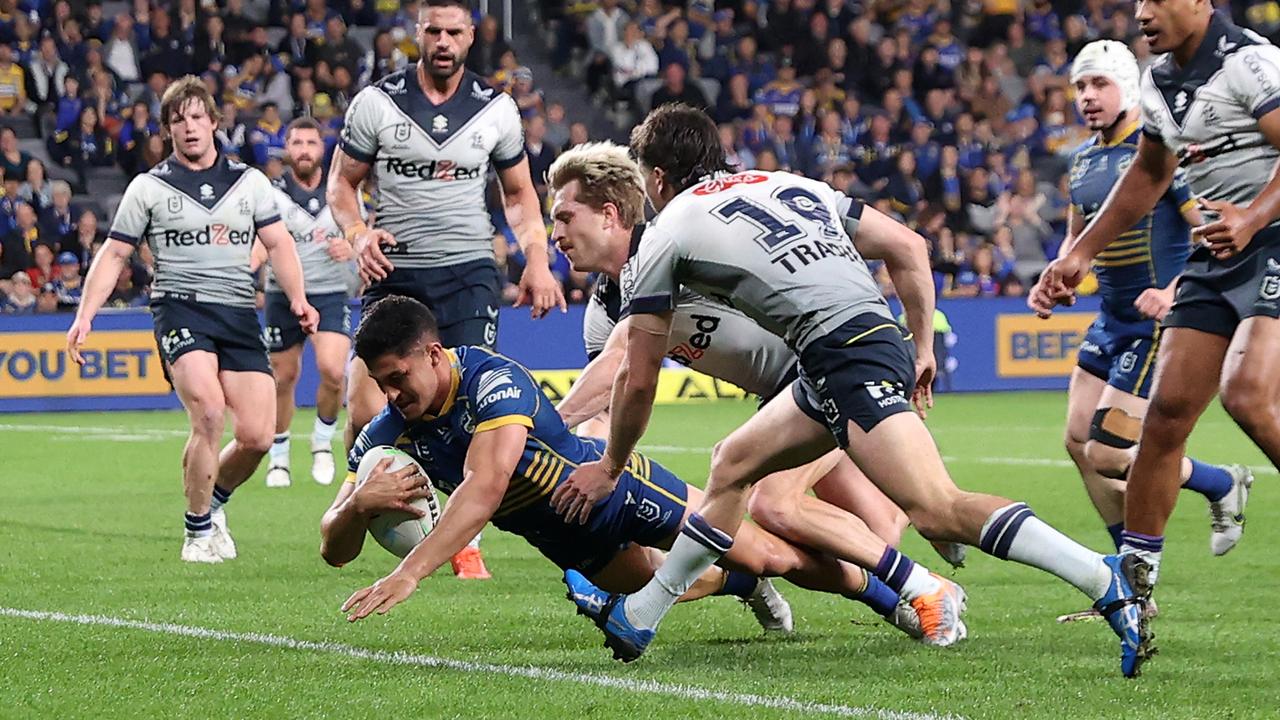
top-left (497, 451), bottom-right (565, 516)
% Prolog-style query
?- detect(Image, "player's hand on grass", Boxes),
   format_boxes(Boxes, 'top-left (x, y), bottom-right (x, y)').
top-left (515, 260), bottom-right (567, 319)
top-left (342, 570), bottom-right (418, 622)
top-left (1194, 198), bottom-right (1261, 260)
top-left (912, 355), bottom-right (935, 419)
top-left (294, 300), bottom-right (320, 335)
top-left (354, 228), bottom-right (398, 282)
top-left (1134, 284), bottom-right (1176, 321)
top-left (327, 236), bottom-right (353, 263)
top-left (351, 459), bottom-right (434, 517)
top-left (552, 460), bottom-right (617, 525)
top-left (66, 318), bottom-right (91, 365)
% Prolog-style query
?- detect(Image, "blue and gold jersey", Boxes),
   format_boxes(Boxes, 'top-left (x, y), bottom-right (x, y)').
top-left (1069, 123), bottom-right (1194, 326)
top-left (346, 346), bottom-right (670, 540)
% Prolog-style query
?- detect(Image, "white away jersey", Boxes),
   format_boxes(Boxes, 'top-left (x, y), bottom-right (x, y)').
top-left (267, 172), bottom-right (354, 295)
top-left (108, 154), bottom-right (280, 308)
top-left (339, 69), bottom-right (526, 269)
top-left (621, 171), bottom-right (890, 353)
top-left (585, 227), bottom-right (797, 396)
top-left (1140, 13), bottom-right (1280, 216)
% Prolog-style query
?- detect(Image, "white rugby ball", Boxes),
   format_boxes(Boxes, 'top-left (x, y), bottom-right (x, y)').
top-left (355, 446), bottom-right (442, 559)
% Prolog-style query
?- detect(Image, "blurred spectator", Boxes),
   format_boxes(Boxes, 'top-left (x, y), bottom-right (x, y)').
top-left (564, 121), bottom-right (589, 151)
top-left (0, 43), bottom-right (26, 115)
top-left (586, 0), bottom-right (629, 96)
top-left (17, 160), bottom-right (50, 215)
top-left (49, 250), bottom-right (81, 309)
top-left (511, 67), bottom-right (545, 119)
top-left (525, 115), bottom-right (557, 201)
top-left (141, 7), bottom-right (192, 79)
top-left (805, 110), bottom-right (853, 180)
top-left (301, 0), bottom-right (338, 39)
top-left (363, 29), bottom-right (408, 86)
top-left (137, 70), bottom-right (168, 120)
top-left (57, 15), bottom-right (88, 70)
top-left (729, 36), bottom-right (774, 95)
top-left (714, 73), bottom-right (753, 124)
top-left (650, 62), bottom-right (709, 112)
top-left (655, 17), bottom-right (694, 71)
top-left (467, 15), bottom-right (509, 77)
top-left (2, 198), bottom-right (39, 265)
top-left (216, 101), bottom-right (248, 160)
top-left (224, 53), bottom-right (267, 111)
top-left (119, 101), bottom-right (160, 175)
top-left (755, 58), bottom-right (802, 117)
top-left (70, 208), bottom-right (104, 265)
top-left (997, 191), bottom-right (1052, 282)
top-left (250, 102), bottom-right (286, 166)
top-left (106, 260), bottom-right (147, 308)
top-left (946, 243), bottom-right (1003, 299)
top-left (883, 149), bottom-right (926, 217)
top-left (141, 133), bottom-right (168, 170)
top-left (317, 16), bottom-right (362, 86)
top-left (0, 126), bottom-right (30, 181)
top-left (38, 180), bottom-right (77, 249)
top-left (104, 12), bottom-right (143, 83)
top-left (25, 240), bottom-right (55, 288)
top-left (3, 271), bottom-right (36, 314)
top-left (610, 21), bottom-right (658, 105)
top-left (544, 102), bottom-right (570, 149)
top-left (719, 124), bottom-right (753, 170)
top-left (49, 105), bottom-right (117, 183)
top-left (87, 68), bottom-right (129, 137)
top-left (26, 34), bottom-right (69, 111)
top-left (193, 14), bottom-right (229, 74)
top-left (278, 12), bottom-right (319, 85)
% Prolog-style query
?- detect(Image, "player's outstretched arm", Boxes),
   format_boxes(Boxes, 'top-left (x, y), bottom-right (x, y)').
top-left (342, 426), bottom-right (522, 622)
top-left (66, 238), bottom-right (134, 365)
top-left (1194, 109), bottom-right (1280, 259)
top-left (554, 311), bottom-right (673, 524)
top-left (557, 318), bottom-right (629, 429)
top-left (321, 459), bottom-right (434, 568)
top-left (499, 157), bottom-right (567, 318)
top-left (258, 220), bottom-right (318, 334)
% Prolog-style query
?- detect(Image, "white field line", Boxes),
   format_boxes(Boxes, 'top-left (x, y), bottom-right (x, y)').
top-left (0, 607), bottom-right (960, 720)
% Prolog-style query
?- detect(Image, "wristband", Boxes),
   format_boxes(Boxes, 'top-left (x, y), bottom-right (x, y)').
top-left (344, 222), bottom-right (369, 243)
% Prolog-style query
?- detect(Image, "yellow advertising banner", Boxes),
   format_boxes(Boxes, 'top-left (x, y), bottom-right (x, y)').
top-left (995, 312), bottom-right (1096, 378)
top-left (0, 330), bottom-right (170, 398)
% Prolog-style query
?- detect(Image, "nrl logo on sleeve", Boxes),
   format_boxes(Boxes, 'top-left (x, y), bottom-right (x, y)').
top-left (394, 123), bottom-right (411, 142)
top-left (167, 196), bottom-right (182, 214)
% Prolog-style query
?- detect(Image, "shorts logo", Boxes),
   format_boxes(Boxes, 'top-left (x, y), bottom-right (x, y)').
top-left (1261, 275), bottom-right (1280, 301)
top-left (864, 380), bottom-right (908, 409)
top-left (394, 123), bottom-right (411, 142)
top-left (484, 321), bottom-right (497, 347)
top-left (262, 325), bottom-right (283, 350)
top-left (1119, 351), bottom-right (1138, 373)
top-left (637, 498), bottom-right (661, 523)
top-left (167, 196), bottom-right (182, 214)
top-left (160, 328), bottom-right (195, 358)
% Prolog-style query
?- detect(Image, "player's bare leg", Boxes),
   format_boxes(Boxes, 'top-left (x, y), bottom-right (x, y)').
top-left (811, 455), bottom-right (909, 546)
top-left (170, 350), bottom-right (228, 563)
top-left (1065, 369), bottom-right (1126, 534)
top-left (207, 369), bottom-right (276, 560)
top-left (309, 332), bottom-right (350, 485)
top-left (267, 344), bottom-right (304, 488)
top-left (1219, 317), bottom-right (1280, 466)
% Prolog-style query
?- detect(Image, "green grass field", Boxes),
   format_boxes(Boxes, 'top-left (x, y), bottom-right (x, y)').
top-left (1, 393), bottom-right (1277, 719)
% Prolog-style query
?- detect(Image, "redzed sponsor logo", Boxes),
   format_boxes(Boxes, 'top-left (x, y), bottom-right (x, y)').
top-left (692, 173), bottom-right (769, 195)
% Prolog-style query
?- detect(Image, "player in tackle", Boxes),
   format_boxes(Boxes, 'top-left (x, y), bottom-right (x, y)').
top-left (552, 104), bottom-right (1146, 673)
top-left (67, 77), bottom-right (317, 563)
top-left (328, 296), bottom-right (923, 639)
top-left (1037, 1), bottom-right (1280, 675)
top-left (1029, 41), bottom-right (1250, 623)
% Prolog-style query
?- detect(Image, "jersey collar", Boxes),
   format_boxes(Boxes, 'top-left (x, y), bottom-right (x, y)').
top-left (422, 348), bottom-right (461, 421)
top-left (1102, 120), bottom-right (1142, 147)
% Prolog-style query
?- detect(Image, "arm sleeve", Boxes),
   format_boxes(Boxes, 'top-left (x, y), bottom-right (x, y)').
top-left (621, 222), bottom-right (680, 317)
top-left (106, 176), bottom-right (151, 246)
top-left (582, 293), bottom-right (617, 358)
top-left (1229, 44), bottom-right (1280, 119)
top-left (1138, 70), bottom-right (1166, 143)
top-left (836, 192), bottom-right (865, 239)
top-left (490, 94), bottom-right (526, 170)
top-left (1166, 166), bottom-right (1194, 210)
top-left (338, 87), bottom-right (380, 163)
top-left (249, 170), bottom-right (283, 229)
top-left (469, 360), bottom-right (540, 433)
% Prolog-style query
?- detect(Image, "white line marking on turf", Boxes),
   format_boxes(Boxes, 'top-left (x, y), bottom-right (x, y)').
top-left (0, 607), bottom-right (958, 720)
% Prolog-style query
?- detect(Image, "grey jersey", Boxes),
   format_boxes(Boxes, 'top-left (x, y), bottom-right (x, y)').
top-left (1140, 14), bottom-right (1280, 216)
top-left (266, 172), bottom-right (353, 295)
top-left (339, 69), bottom-right (526, 269)
top-left (621, 171), bottom-right (890, 353)
top-left (586, 225), bottom-right (796, 395)
top-left (108, 155), bottom-right (280, 308)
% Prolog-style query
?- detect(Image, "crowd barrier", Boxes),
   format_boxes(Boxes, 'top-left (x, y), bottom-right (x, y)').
top-left (0, 296), bottom-right (1101, 413)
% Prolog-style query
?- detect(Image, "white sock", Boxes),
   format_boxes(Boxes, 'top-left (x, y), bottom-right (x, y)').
top-left (269, 432), bottom-right (290, 467)
top-left (900, 563), bottom-right (942, 600)
top-left (981, 504), bottom-right (1110, 599)
top-left (312, 416), bottom-right (337, 448)
top-left (1119, 544), bottom-right (1163, 585)
top-left (467, 532), bottom-right (482, 550)
top-left (625, 517), bottom-right (730, 629)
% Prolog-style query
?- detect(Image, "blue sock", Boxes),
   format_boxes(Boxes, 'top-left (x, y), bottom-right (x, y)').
top-left (184, 511), bottom-right (212, 537)
top-left (1183, 459), bottom-right (1232, 502)
top-left (211, 484), bottom-right (233, 512)
top-left (873, 547), bottom-right (916, 595)
top-left (1106, 523), bottom-right (1125, 552)
top-left (714, 571), bottom-right (758, 599)
top-left (855, 574), bottom-right (901, 617)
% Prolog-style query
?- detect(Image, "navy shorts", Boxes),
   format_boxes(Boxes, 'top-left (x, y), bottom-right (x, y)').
top-left (361, 259), bottom-right (502, 348)
top-left (515, 452), bottom-right (689, 576)
top-left (1077, 314), bottom-right (1159, 398)
top-left (151, 298), bottom-right (271, 375)
top-left (264, 291), bottom-right (351, 352)
top-left (792, 313), bottom-right (916, 447)
top-left (1164, 228), bottom-right (1280, 338)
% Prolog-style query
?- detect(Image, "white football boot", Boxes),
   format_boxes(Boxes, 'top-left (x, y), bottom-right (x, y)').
top-left (310, 443), bottom-right (335, 486)
top-left (743, 578), bottom-right (794, 633)
top-left (181, 534), bottom-right (223, 564)
top-left (1208, 464), bottom-right (1252, 556)
top-left (265, 463), bottom-right (291, 488)
top-left (209, 507), bottom-right (237, 560)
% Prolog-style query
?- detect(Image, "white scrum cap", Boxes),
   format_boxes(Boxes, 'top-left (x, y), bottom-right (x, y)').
top-left (1070, 39), bottom-right (1141, 110)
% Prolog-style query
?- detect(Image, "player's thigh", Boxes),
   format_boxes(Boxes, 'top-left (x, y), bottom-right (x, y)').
top-left (811, 455), bottom-right (906, 541)
top-left (711, 384), bottom-right (837, 489)
top-left (346, 355), bottom-right (387, 433)
top-left (1145, 327), bottom-right (1227, 425)
top-left (1220, 316), bottom-right (1280, 413)
top-left (269, 344), bottom-right (305, 390)
top-left (220, 369), bottom-right (278, 446)
top-left (1065, 367), bottom-right (1107, 447)
top-left (170, 350), bottom-right (226, 431)
top-left (310, 331), bottom-right (352, 386)
top-left (844, 411), bottom-right (962, 517)
top-left (748, 449), bottom-right (841, 516)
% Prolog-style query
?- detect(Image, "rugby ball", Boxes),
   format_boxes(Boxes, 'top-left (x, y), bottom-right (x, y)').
top-left (355, 446), bottom-right (443, 558)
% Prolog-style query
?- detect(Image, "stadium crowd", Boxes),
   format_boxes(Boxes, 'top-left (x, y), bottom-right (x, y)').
top-left (0, 0), bottom-right (1275, 314)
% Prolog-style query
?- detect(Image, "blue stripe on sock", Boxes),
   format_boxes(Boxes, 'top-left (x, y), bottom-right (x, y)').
top-left (1106, 523), bottom-right (1125, 553)
top-left (992, 506), bottom-right (1036, 560)
top-left (1120, 530), bottom-right (1164, 553)
top-left (979, 503), bottom-right (1029, 556)
top-left (715, 571), bottom-right (757, 599)
top-left (212, 484), bottom-right (232, 504)
top-left (874, 547), bottom-right (915, 595)
top-left (857, 575), bottom-right (901, 617)
top-left (682, 513), bottom-right (733, 554)
top-left (184, 512), bottom-right (212, 532)
top-left (1184, 459), bottom-right (1233, 502)
top-left (317, 416), bottom-right (337, 426)
top-left (273, 434), bottom-right (289, 445)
